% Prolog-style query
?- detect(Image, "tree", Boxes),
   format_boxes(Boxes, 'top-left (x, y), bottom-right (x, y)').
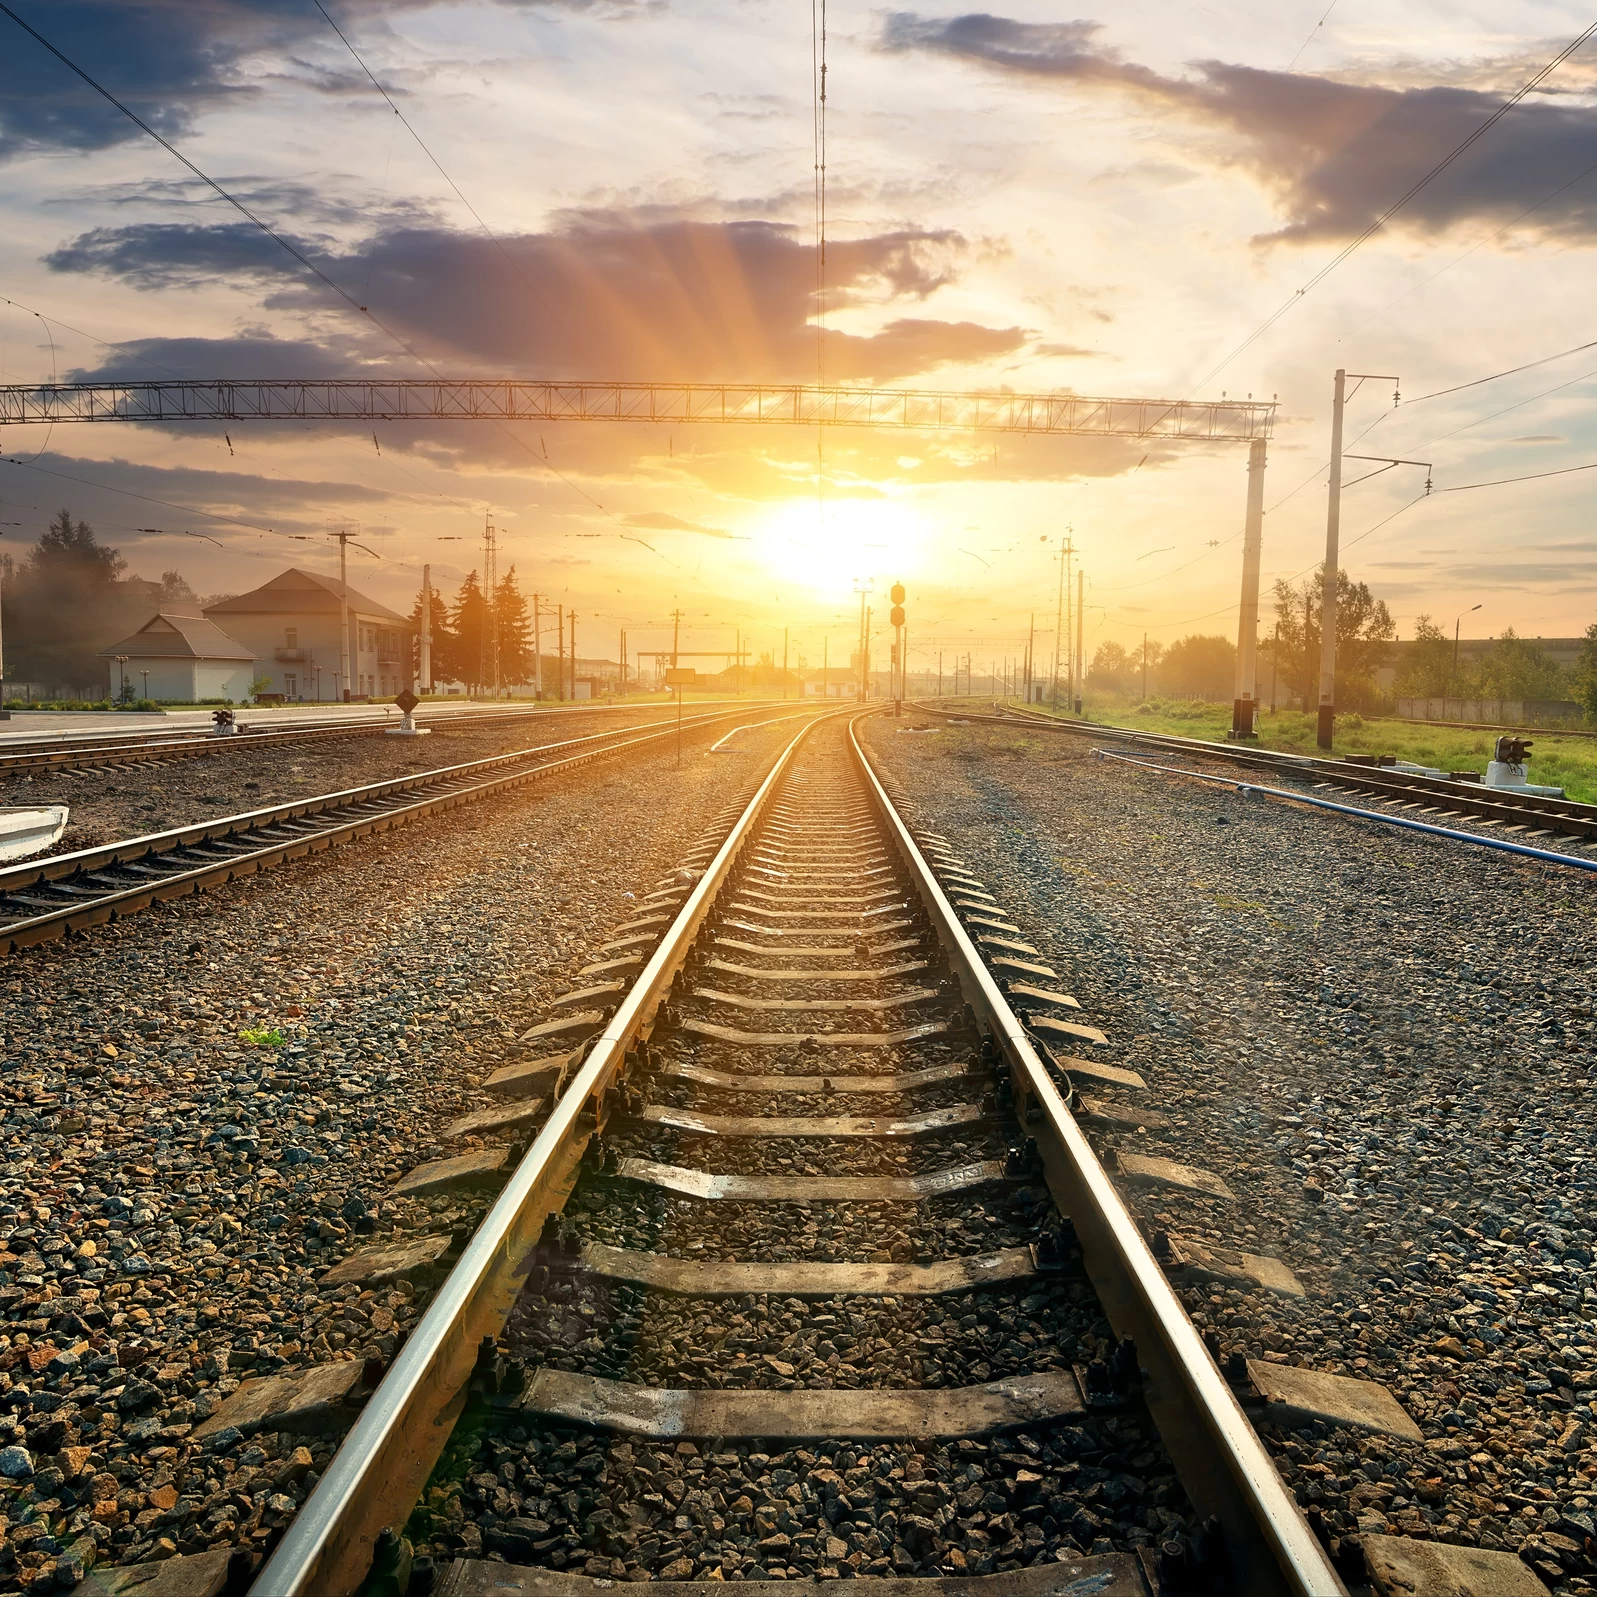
top-left (1471, 629), bottom-right (1566, 702)
top-left (1158, 634), bottom-right (1235, 700)
top-left (7, 510), bottom-right (156, 694)
top-left (1394, 615), bottom-right (1454, 698)
top-left (495, 567), bottom-right (532, 687)
top-left (408, 579), bottom-right (455, 690)
top-left (1088, 641), bottom-right (1133, 694)
top-left (1271, 564), bottom-right (1395, 711)
top-left (442, 571), bottom-right (488, 691)
top-left (158, 570), bottom-right (198, 606)
top-left (1575, 623), bottom-right (1597, 722)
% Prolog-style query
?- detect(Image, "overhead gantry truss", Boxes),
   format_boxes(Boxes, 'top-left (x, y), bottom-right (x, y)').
top-left (0, 379), bottom-right (1275, 442)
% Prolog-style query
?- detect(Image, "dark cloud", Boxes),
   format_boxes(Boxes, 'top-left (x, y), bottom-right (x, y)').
top-left (623, 512), bottom-right (748, 540)
top-left (0, 0), bottom-right (628, 160)
top-left (50, 213), bottom-right (1028, 383)
top-left (884, 12), bottom-right (1597, 243)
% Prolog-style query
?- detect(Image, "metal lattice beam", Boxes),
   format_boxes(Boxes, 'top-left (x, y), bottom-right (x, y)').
top-left (0, 380), bottom-right (1275, 442)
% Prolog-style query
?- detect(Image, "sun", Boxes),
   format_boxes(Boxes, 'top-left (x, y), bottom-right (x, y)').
top-left (750, 497), bottom-right (931, 600)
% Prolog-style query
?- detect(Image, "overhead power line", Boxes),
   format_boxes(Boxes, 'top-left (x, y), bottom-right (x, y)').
top-left (1186, 17), bottom-right (1597, 394)
top-left (1403, 337), bottom-right (1597, 403)
top-left (0, 0), bottom-right (432, 367)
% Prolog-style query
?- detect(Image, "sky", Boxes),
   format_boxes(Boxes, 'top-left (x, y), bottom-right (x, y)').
top-left (2, 0), bottom-right (1597, 674)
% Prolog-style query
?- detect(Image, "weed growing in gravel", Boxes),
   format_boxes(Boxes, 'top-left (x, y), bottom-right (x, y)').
top-left (239, 1025), bottom-right (287, 1047)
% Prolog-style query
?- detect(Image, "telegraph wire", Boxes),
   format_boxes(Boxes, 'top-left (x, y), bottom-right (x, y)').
top-left (1184, 17), bottom-right (1597, 396)
top-left (0, 2), bottom-right (657, 561)
top-left (1403, 338), bottom-right (1597, 404)
top-left (0, 1), bottom-right (434, 370)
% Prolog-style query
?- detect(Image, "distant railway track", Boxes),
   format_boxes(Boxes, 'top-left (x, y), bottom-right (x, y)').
top-left (238, 708), bottom-right (1351, 1597)
top-left (0, 705), bottom-right (784, 953)
top-left (0, 700), bottom-right (746, 778)
top-left (936, 701), bottom-right (1597, 853)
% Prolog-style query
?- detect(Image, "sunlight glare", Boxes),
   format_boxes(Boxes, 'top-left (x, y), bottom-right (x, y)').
top-left (752, 498), bottom-right (930, 600)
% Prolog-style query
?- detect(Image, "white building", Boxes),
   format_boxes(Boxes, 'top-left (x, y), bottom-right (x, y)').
top-left (99, 612), bottom-right (256, 703)
top-left (204, 567), bottom-right (413, 701)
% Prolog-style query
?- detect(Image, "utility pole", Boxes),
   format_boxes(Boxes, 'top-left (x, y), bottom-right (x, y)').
top-left (1317, 368), bottom-right (1402, 749)
top-left (937, 650), bottom-right (942, 697)
top-left (822, 635), bottom-right (828, 698)
top-left (852, 579), bottom-right (872, 701)
top-left (889, 583), bottom-right (905, 716)
top-left (1026, 613), bottom-right (1034, 702)
top-left (482, 514), bottom-right (500, 697)
top-left (1141, 632), bottom-right (1149, 700)
top-left (532, 594), bottom-right (543, 698)
top-left (418, 563), bottom-right (432, 694)
top-left (557, 604), bottom-right (565, 701)
top-left (569, 612), bottom-right (577, 699)
top-left (1051, 529), bottom-right (1072, 710)
top-left (620, 628), bottom-right (627, 696)
top-left (1074, 568), bottom-right (1084, 714)
top-left (1269, 622), bottom-right (1280, 712)
top-left (1230, 437), bottom-right (1267, 739)
top-left (328, 526), bottom-right (374, 702)
top-left (783, 627), bottom-right (789, 700)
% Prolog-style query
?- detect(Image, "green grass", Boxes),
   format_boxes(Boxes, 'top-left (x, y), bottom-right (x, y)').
top-left (989, 697), bottom-right (1597, 805)
top-left (239, 1026), bottom-right (287, 1048)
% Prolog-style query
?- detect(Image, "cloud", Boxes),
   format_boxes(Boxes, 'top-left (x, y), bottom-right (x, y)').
top-left (884, 13), bottom-right (1597, 244)
top-left (1508, 434), bottom-right (1566, 444)
top-left (623, 511), bottom-right (748, 540)
top-left (50, 213), bottom-right (1028, 383)
top-left (0, 0), bottom-right (615, 160)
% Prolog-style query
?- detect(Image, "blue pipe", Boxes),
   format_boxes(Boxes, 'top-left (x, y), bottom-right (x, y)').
top-left (1093, 746), bottom-right (1597, 876)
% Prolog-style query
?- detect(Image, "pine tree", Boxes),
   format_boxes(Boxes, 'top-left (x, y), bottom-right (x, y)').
top-left (445, 571), bottom-right (488, 692)
top-left (495, 566), bottom-right (532, 687)
top-left (407, 581), bottom-right (455, 690)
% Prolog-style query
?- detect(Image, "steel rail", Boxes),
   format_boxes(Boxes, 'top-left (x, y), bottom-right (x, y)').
top-left (0, 699), bottom-right (754, 775)
top-left (252, 706), bottom-right (849, 1596)
top-left (1097, 745), bottom-right (1597, 874)
top-left (848, 717), bottom-right (1346, 1596)
top-left (929, 700), bottom-right (1597, 840)
top-left (0, 706), bottom-right (771, 952)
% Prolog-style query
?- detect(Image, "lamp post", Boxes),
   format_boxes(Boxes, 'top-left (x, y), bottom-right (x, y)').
top-left (140, 669), bottom-right (149, 701)
top-left (114, 655), bottom-right (129, 704)
top-left (1452, 604), bottom-right (1482, 698)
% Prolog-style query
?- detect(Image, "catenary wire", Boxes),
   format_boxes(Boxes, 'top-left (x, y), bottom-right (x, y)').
top-left (1183, 18), bottom-right (1597, 396)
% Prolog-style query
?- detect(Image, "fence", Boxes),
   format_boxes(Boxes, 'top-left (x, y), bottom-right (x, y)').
top-left (1395, 696), bottom-right (1585, 727)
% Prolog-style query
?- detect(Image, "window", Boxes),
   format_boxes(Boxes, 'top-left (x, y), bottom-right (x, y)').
top-left (285, 674), bottom-right (297, 698)
top-left (285, 628), bottom-right (297, 649)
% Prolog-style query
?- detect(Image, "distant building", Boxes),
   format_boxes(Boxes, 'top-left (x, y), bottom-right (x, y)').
top-left (204, 567), bottom-right (413, 701)
top-left (98, 612), bottom-right (255, 703)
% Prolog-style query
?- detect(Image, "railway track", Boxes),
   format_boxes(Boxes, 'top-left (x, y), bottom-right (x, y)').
top-left (170, 707), bottom-right (1380, 1597)
top-left (0, 701), bottom-right (744, 779)
top-left (0, 705), bottom-right (779, 953)
top-left (943, 702), bottom-right (1597, 851)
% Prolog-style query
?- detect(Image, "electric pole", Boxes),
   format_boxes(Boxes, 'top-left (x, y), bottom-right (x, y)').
top-left (783, 627), bottom-right (789, 699)
top-left (557, 604), bottom-right (565, 701)
top-left (328, 527), bottom-right (377, 701)
top-left (1052, 530), bottom-right (1074, 710)
top-left (1230, 437), bottom-right (1267, 739)
top-left (569, 613), bottom-right (577, 699)
top-left (419, 563), bottom-right (432, 694)
top-left (482, 514), bottom-right (500, 697)
top-left (532, 593), bottom-right (543, 698)
top-left (1074, 568), bottom-right (1084, 714)
top-left (1317, 368), bottom-right (1403, 749)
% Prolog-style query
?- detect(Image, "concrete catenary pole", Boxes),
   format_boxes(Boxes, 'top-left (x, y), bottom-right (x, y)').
top-left (532, 594), bottom-right (543, 698)
top-left (419, 563), bottom-right (432, 694)
top-left (338, 532), bottom-right (351, 702)
top-left (1316, 368), bottom-right (1347, 750)
top-left (1074, 568), bottom-right (1085, 715)
top-left (1231, 437), bottom-right (1267, 738)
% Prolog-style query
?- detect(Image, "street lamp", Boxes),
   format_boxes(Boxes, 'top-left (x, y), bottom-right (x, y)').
top-left (1452, 604), bottom-right (1482, 694)
top-left (139, 669), bottom-right (149, 702)
top-left (114, 655), bottom-right (129, 704)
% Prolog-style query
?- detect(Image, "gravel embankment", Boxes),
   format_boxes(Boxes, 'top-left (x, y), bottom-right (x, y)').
top-left (0, 712), bottom-right (793, 1593)
top-left (864, 714), bottom-right (1597, 1593)
top-left (2, 706), bottom-right (690, 851)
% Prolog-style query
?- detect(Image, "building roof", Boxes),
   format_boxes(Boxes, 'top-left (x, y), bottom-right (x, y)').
top-left (100, 611), bottom-right (255, 662)
top-left (203, 566), bottom-right (409, 625)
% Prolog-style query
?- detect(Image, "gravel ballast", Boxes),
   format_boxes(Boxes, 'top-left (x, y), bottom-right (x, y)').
top-left (0, 704), bottom-right (697, 851)
top-left (0, 710), bottom-right (793, 1592)
top-left (865, 712), bottom-right (1597, 1592)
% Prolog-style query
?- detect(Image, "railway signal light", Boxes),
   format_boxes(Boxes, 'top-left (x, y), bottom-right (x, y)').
top-left (889, 606), bottom-right (905, 628)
